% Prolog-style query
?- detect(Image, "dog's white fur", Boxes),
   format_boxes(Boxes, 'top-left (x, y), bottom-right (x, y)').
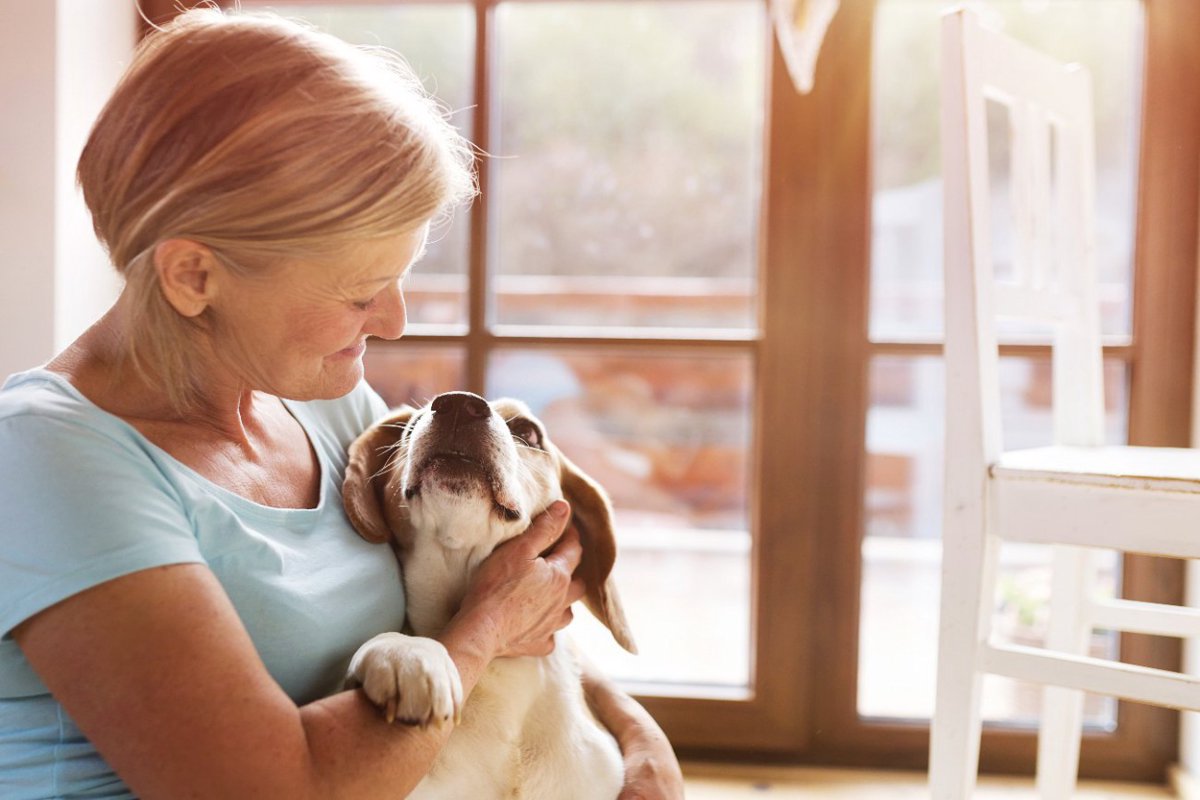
top-left (342, 392), bottom-right (636, 799)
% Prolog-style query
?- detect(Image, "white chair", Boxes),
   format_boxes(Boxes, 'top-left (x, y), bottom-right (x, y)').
top-left (930, 8), bottom-right (1200, 799)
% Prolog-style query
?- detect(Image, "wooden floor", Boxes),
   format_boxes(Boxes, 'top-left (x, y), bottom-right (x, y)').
top-left (681, 763), bottom-right (1175, 799)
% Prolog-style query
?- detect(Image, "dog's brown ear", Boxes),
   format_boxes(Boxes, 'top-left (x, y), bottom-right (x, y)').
top-left (343, 406), bottom-right (417, 544)
top-left (559, 452), bottom-right (637, 654)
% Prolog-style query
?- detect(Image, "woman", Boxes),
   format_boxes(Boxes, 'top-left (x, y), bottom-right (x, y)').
top-left (0, 8), bottom-right (683, 799)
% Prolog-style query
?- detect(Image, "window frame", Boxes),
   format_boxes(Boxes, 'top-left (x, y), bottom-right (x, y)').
top-left (145, 0), bottom-right (1200, 778)
top-left (812, 0), bottom-right (1197, 781)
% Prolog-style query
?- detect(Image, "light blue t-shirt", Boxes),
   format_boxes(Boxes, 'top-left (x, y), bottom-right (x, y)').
top-left (0, 368), bottom-right (406, 799)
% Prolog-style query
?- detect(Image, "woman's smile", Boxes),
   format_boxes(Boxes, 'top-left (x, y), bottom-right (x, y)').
top-left (334, 341), bottom-right (368, 359)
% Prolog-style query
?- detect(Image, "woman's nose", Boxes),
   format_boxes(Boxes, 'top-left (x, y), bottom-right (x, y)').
top-left (366, 281), bottom-right (406, 341)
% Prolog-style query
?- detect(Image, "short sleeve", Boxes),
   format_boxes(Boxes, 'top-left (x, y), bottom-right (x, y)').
top-left (0, 414), bottom-right (204, 641)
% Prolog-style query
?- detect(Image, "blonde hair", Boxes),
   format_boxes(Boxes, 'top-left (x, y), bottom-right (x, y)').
top-left (78, 7), bottom-right (476, 411)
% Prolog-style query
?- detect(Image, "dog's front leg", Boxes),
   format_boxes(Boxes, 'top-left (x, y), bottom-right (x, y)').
top-left (345, 633), bottom-right (464, 727)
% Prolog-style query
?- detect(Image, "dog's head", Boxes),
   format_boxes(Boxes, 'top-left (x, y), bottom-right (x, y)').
top-left (343, 391), bottom-right (636, 653)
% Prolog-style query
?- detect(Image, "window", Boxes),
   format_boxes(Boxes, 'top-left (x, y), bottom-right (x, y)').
top-left (257, 0), bottom-right (769, 712)
top-left (188, 0), bottom-right (1200, 775)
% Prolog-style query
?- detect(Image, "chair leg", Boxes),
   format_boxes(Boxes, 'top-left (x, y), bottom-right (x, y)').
top-left (1037, 686), bottom-right (1085, 799)
top-left (930, 532), bottom-right (1001, 799)
top-left (1035, 546), bottom-right (1092, 800)
top-left (931, 671), bottom-right (985, 800)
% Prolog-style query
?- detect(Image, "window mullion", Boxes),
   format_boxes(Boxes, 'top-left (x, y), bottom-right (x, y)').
top-left (467, 0), bottom-right (495, 393)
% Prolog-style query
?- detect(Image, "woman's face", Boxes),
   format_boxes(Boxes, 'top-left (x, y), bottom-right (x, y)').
top-left (209, 226), bottom-right (428, 401)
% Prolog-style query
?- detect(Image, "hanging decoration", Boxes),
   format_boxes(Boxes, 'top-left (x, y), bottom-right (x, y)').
top-left (771, 0), bottom-right (840, 94)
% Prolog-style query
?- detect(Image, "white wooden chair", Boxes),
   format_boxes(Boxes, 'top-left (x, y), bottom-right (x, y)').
top-left (930, 8), bottom-right (1200, 799)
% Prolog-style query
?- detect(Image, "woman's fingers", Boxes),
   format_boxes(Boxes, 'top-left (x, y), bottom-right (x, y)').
top-left (544, 526), bottom-right (582, 576)
top-left (513, 500), bottom-right (571, 558)
top-left (566, 575), bottom-right (586, 605)
top-left (506, 501), bottom-right (582, 578)
top-left (456, 500), bottom-right (595, 659)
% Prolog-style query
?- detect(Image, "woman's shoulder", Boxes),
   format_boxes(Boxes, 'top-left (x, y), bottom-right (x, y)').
top-left (0, 367), bottom-right (117, 430)
top-left (0, 367), bottom-right (159, 474)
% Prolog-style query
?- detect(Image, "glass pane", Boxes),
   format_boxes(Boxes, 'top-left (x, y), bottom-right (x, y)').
top-left (487, 350), bottom-right (754, 687)
top-left (857, 354), bottom-right (1126, 724)
top-left (263, 3), bottom-right (475, 328)
top-left (869, 0), bottom-right (1144, 342)
top-left (363, 343), bottom-right (466, 408)
top-left (492, 2), bottom-right (765, 332)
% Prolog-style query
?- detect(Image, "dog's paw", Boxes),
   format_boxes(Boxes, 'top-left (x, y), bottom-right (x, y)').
top-left (345, 633), bottom-right (464, 727)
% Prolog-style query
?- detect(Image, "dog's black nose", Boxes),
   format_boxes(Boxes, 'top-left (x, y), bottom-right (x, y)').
top-left (431, 392), bottom-right (491, 422)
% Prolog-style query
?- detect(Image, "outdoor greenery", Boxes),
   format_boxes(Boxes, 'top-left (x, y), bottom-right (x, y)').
top-left (873, 0), bottom-right (1143, 191)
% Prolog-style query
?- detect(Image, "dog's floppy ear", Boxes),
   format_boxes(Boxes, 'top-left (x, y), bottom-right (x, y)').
top-left (559, 453), bottom-right (637, 654)
top-left (343, 406), bottom-right (417, 544)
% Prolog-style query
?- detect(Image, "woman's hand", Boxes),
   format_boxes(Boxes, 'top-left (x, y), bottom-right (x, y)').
top-left (452, 500), bottom-right (585, 659)
top-left (581, 664), bottom-right (685, 800)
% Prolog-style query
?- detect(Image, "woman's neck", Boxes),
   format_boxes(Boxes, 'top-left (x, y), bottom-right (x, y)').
top-left (47, 301), bottom-right (271, 441)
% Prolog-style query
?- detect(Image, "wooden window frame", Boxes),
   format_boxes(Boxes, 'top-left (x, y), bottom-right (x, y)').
top-left (795, 0), bottom-right (1199, 782)
top-left (141, 0), bottom-right (1200, 780)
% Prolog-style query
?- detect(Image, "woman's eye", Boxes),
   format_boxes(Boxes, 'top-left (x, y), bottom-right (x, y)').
top-left (510, 421), bottom-right (542, 449)
top-left (352, 297), bottom-right (377, 311)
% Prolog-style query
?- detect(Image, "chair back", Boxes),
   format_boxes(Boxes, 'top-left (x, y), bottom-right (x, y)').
top-left (941, 7), bottom-right (1106, 467)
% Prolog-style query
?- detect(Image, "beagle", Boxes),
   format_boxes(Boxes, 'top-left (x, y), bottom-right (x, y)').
top-left (341, 391), bottom-right (637, 799)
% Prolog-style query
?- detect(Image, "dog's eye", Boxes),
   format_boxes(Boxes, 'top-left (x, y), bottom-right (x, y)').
top-left (509, 419), bottom-right (543, 450)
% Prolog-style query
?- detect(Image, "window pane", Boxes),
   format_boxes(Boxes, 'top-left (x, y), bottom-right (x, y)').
top-left (491, 2), bottom-right (765, 332)
top-left (263, 3), bottom-right (475, 328)
top-left (857, 354), bottom-right (1126, 724)
top-left (487, 349), bottom-right (753, 687)
top-left (869, 0), bottom-right (1143, 342)
top-left (364, 343), bottom-right (466, 408)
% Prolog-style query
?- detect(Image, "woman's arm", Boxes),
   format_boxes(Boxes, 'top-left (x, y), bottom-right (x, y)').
top-left (14, 505), bottom-right (579, 800)
top-left (581, 663), bottom-right (685, 800)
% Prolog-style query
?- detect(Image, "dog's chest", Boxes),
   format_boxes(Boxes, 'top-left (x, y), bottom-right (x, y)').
top-left (410, 646), bottom-right (623, 800)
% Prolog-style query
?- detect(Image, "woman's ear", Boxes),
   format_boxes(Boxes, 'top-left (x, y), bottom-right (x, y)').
top-left (153, 238), bottom-right (220, 318)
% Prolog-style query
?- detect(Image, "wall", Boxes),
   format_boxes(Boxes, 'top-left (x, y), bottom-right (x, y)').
top-left (0, 0), bottom-right (131, 381)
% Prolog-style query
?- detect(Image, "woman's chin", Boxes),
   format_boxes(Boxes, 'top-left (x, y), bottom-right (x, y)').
top-left (324, 359), bottom-right (366, 398)
top-left (283, 361), bottom-right (364, 402)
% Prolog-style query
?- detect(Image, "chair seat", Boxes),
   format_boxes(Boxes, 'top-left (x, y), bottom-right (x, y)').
top-left (993, 445), bottom-right (1200, 494)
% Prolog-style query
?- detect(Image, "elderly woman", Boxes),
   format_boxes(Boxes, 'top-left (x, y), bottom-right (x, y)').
top-left (0, 8), bottom-right (682, 799)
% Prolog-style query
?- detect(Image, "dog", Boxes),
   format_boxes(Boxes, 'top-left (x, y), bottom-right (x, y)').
top-left (341, 390), bottom-right (637, 799)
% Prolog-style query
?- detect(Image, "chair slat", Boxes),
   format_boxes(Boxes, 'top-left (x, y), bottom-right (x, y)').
top-left (1090, 598), bottom-right (1200, 639)
top-left (992, 284), bottom-right (1067, 322)
top-left (981, 642), bottom-right (1200, 712)
top-left (1008, 98), bottom-right (1055, 298)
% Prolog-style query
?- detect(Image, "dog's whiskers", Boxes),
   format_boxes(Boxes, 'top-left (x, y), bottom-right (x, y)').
top-left (370, 440), bottom-right (411, 482)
